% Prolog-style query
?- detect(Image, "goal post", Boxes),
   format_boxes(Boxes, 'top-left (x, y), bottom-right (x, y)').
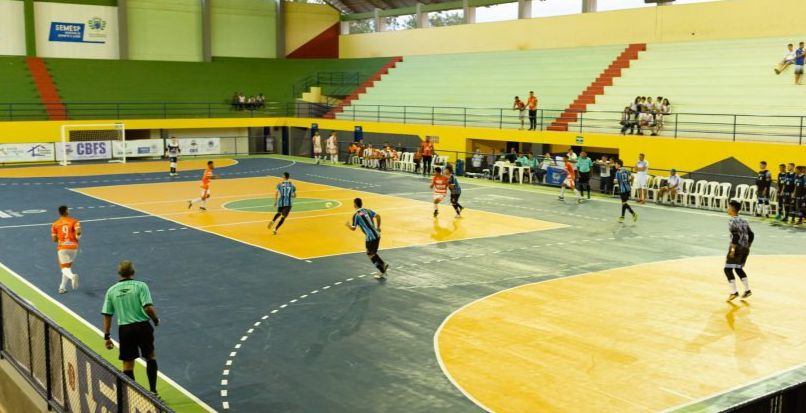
top-left (58, 123), bottom-right (126, 166)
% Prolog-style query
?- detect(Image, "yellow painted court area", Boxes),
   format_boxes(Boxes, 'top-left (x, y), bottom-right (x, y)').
top-left (74, 177), bottom-right (565, 259)
top-left (436, 256), bottom-right (806, 413)
top-left (0, 159), bottom-right (238, 178)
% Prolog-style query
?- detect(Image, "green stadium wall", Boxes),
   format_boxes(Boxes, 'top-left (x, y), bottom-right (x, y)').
top-left (127, 0), bottom-right (202, 61)
top-left (211, 0), bottom-right (277, 59)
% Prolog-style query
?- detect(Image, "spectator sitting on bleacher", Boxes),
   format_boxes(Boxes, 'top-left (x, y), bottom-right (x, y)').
top-left (516, 153), bottom-right (530, 167)
top-left (238, 93), bottom-right (246, 111)
top-left (257, 94), bottom-right (266, 109)
top-left (794, 42), bottom-right (805, 85)
top-left (620, 106), bottom-right (636, 135)
top-left (775, 43), bottom-right (796, 75)
top-left (505, 148), bottom-right (518, 163)
top-left (231, 92), bottom-right (240, 110)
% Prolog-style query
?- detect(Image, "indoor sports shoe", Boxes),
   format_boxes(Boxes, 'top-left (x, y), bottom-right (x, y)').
top-left (742, 290), bottom-right (752, 298)
top-left (558, 196), bottom-right (564, 201)
top-left (382, 263), bottom-right (389, 274)
top-left (433, 210), bottom-right (439, 218)
top-left (373, 273), bottom-right (385, 279)
top-left (632, 212), bottom-right (639, 223)
top-left (726, 292), bottom-right (739, 301)
top-left (71, 274), bottom-right (79, 290)
top-left (577, 199), bottom-right (583, 204)
top-left (267, 221), bottom-right (275, 230)
top-left (58, 288), bottom-right (67, 294)
top-left (272, 229), bottom-right (277, 235)
top-left (618, 216), bottom-right (625, 223)
top-left (200, 207), bottom-right (207, 211)
top-left (187, 201), bottom-right (192, 210)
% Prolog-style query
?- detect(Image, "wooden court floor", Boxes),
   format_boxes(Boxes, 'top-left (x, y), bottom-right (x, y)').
top-left (73, 176), bottom-right (566, 259)
top-left (436, 255), bottom-right (806, 413)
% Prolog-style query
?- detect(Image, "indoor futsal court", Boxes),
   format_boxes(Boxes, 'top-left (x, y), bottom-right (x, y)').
top-left (0, 155), bottom-right (804, 413)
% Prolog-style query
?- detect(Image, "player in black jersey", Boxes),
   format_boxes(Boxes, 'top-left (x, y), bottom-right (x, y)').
top-left (165, 137), bottom-right (181, 176)
top-left (795, 165), bottom-right (805, 225)
top-left (755, 161), bottom-right (772, 218)
top-left (782, 163), bottom-right (797, 223)
top-left (776, 164), bottom-right (787, 220)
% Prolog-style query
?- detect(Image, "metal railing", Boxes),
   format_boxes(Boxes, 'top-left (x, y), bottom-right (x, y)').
top-left (721, 380), bottom-right (806, 412)
top-left (2, 99), bottom-right (805, 145)
top-left (0, 283), bottom-right (173, 413)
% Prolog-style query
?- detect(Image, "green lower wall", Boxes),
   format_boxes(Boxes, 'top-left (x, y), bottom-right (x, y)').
top-left (127, 0), bottom-right (202, 61)
top-left (211, 0), bottom-right (277, 58)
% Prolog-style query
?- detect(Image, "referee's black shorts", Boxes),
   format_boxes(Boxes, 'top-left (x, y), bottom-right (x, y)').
top-left (579, 171), bottom-right (591, 184)
top-left (277, 206), bottom-right (292, 216)
top-left (365, 238), bottom-right (380, 255)
top-left (118, 321), bottom-right (154, 361)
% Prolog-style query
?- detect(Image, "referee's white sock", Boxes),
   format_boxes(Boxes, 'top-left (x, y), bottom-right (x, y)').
top-left (59, 272), bottom-right (69, 290)
top-left (728, 280), bottom-right (738, 294)
top-left (62, 267), bottom-right (75, 280)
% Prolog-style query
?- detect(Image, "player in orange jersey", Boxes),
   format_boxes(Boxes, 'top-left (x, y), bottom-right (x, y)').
top-left (51, 205), bottom-right (81, 294)
top-left (188, 160), bottom-right (218, 211)
top-left (559, 156), bottom-right (582, 203)
top-left (430, 166), bottom-right (449, 218)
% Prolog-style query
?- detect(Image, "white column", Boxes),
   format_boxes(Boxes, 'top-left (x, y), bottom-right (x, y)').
top-left (463, 0), bottom-right (476, 24)
top-left (518, 0), bottom-right (532, 19)
top-left (416, 3), bottom-right (429, 28)
top-left (582, 0), bottom-right (597, 13)
top-left (341, 21), bottom-right (350, 35)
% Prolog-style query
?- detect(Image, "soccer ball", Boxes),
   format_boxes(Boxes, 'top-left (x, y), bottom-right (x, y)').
top-left (325, 202), bottom-right (333, 208)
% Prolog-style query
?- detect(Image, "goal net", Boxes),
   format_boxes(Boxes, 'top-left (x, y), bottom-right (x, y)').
top-left (57, 123), bottom-right (126, 166)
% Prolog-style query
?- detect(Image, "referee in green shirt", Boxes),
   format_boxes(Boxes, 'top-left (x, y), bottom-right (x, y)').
top-left (102, 260), bottom-right (160, 394)
top-left (577, 151), bottom-right (594, 200)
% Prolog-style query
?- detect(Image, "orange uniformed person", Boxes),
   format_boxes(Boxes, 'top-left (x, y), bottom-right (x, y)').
top-left (51, 205), bottom-right (81, 294)
top-left (527, 91), bottom-right (538, 131)
top-left (430, 166), bottom-right (449, 217)
top-left (188, 160), bottom-right (218, 211)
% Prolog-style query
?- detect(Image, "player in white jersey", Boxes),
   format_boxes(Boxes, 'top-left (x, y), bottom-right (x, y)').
top-left (165, 137), bottom-right (181, 176)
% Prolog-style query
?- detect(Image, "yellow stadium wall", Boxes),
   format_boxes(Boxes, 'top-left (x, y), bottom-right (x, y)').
top-left (1, 118), bottom-right (804, 173)
top-left (339, 0), bottom-right (806, 58)
top-left (284, 2), bottom-right (340, 58)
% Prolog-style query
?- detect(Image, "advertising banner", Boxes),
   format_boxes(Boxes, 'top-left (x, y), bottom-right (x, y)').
top-left (0, 143), bottom-right (56, 163)
top-left (112, 140), bottom-right (164, 158)
top-left (61, 339), bottom-right (119, 413)
top-left (0, 0), bottom-right (25, 56)
top-left (55, 141), bottom-right (112, 161)
top-left (35, 2), bottom-right (119, 59)
top-left (180, 138), bottom-right (221, 156)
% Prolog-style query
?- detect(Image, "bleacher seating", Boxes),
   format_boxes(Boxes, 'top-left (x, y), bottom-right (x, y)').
top-left (336, 45), bottom-right (625, 127)
top-left (0, 56), bottom-right (45, 120)
top-left (566, 36), bottom-right (806, 142)
top-left (41, 57), bottom-right (389, 118)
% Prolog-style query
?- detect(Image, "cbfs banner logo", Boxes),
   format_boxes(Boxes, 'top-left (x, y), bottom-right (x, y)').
top-left (48, 17), bottom-right (107, 44)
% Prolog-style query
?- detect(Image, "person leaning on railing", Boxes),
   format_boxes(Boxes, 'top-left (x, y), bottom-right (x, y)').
top-left (102, 260), bottom-right (161, 396)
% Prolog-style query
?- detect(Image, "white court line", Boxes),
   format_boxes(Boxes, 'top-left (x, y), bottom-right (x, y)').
top-left (0, 261), bottom-right (216, 413)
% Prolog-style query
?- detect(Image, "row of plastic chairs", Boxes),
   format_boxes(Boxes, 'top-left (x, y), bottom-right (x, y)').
top-left (616, 175), bottom-right (771, 215)
top-left (387, 152), bottom-right (449, 174)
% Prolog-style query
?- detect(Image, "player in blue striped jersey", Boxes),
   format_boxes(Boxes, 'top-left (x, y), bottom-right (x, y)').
top-left (615, 159), bottom-right (638, 223)
top-left (268, 172), bottom-right (296, 235)
top-left (346, 198), bottom-right (389, 279)
top-left (445, 165), bottom-right (464, 217)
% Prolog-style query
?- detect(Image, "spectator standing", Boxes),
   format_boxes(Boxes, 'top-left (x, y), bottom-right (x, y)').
top-left (312, 131), bottom-right (323, 165)
top-left (326, 132), bottom-right (338, 164)
top-left (597, 156), bottom-right (613, 194)
top-left (231, 92), bottom-right (240, 110)
top-left (421, 137), bottom-right (434, 176)
top-left (513, 96), bottom-right (527, 130)
top-left (658, 169), bottom-right (680, 204)
top-left (775, 43), bottom-right (796, 75)
top-left (635, 153), bottom-right (649, 204)
top-left (577, 151), bottom-right (593, 199)
top-left (527, 91), bottom-right (538, 131)
top-left (795, 42), bottom-right (805, 85)
top-left (102, 261), bottom-right (160, 395)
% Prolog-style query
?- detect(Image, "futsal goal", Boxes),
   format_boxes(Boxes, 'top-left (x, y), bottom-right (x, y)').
top-left (57, 123), bottom-right (127, 166)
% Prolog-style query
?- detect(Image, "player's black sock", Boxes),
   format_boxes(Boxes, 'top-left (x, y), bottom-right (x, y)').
top-left (453, 204), bottom-right (461, 214)
top-left (371, 255), bottom-right (387, 272)
top-left (146, 359), bottom-right (158, 393)
top-left (272, 213), bottom-right (281, 222)
top-left (275, 216), bottom-right (286, 230)
top-left (124, 370), bottom-right (135, 380)
top-left (735, 268), bottom-right (747, 278)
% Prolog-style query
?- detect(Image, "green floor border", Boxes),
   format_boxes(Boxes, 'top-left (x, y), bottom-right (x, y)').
top-left (0, 263), bottom-right (213, 413)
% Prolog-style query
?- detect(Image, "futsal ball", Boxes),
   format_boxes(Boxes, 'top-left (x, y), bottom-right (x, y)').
top-left (325, 202), bottom-right (333, 208)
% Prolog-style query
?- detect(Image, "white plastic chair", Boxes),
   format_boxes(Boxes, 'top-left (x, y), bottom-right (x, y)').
top-left (769, 187), bottom-right (779, 216)
top-left (647, 176), bottom-right (665, 201)
top-left (743, 185), bottom-right (758, 214)
top-left (676, 179), bottom-right (694, 206)
top-left (712, 182), bottom-right (732, 210)
top-left (700, 181), bottom-right (720, 209)
top-left (689, 180), bottom-right (708, 208)
top-left (730, 184), bottom-right (749, 206)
